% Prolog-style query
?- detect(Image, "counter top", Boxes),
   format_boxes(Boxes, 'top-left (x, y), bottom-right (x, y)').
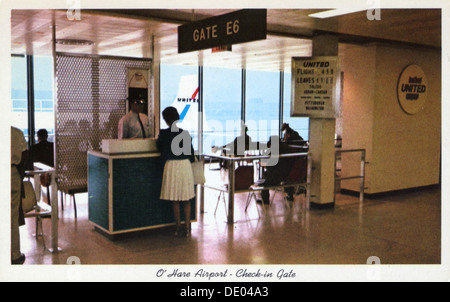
top-left (88, 150), bottom-right (161, 159)
top-left (101, 138), bottom-right (158, 154)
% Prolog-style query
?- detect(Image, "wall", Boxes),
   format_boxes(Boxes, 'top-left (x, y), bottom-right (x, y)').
top-left (340, 45), bottom-right (377, 193)
top-left (341, 43), bottom-right (441, 194)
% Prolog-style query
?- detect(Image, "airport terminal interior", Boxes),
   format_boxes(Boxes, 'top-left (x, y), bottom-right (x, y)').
top-left (6, 7), bottom-right (444, 274)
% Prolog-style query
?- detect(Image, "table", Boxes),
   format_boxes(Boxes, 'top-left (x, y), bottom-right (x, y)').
top-left (201, 152), bottom-right (311, 224)
top-left (25, 163), bottom-right (60, 252)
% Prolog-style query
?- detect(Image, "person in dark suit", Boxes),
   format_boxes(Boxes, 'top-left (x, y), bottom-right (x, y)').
top-left (259, 135), bottom-right (296, 204)
top-left (29, 129), bottom-right (54, 204)
top-left (212, 124), bottom-right (252, 157)
top-left (211, 124), bottom-right (253, 168)
top-left (29, 129), bottom-right (54, 167)
top-left (157, 107), bottom-right (195, 237)
top-left (281, 123), bottom-right (308, 148)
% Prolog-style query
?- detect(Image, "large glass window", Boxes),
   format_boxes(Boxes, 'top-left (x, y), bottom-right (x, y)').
top-left (245, 69), bottom-right (280, 144)
top-left (11, 55), bottom-right (28, 139)
top-left (159, 64), bottom-right (310, 155)
top-left (203, 66), bottom-right (241, 155)
top-left (11, 55), bottom-right (55, 143)
top-left (33, 56), bottom-right (55, 142)
top-left (283, 72), bottom-right (309, 141)
top-left (160, 64), bottom-right (199, 150)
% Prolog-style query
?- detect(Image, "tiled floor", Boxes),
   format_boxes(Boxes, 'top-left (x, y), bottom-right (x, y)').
top-left (18, 181), bottom-right (441, 267)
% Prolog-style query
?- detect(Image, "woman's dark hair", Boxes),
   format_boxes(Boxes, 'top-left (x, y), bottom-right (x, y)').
top-left (162, 106), bottom-right (180, 126)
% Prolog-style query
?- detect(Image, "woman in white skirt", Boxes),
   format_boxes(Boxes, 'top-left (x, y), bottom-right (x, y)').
top-left (157, 107), bottom-right (195, 236)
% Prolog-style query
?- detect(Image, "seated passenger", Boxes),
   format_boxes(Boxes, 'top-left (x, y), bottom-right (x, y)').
top-left (212, 124), bottom-right (252, 156)
top-left (258, 135), bottom-right (296, 204)
top-left (212, 124), bottom-right (253, 168)
top-left (29, 129), bottom-right (55, 203)
top-left (29, 129), bottom-right (54, 167)
top-left (281, 123), bottom-right (307, 147)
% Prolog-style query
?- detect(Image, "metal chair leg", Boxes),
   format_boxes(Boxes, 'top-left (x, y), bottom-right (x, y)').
top-left (214, 191), bottom-right (227, 216)
top-left (245, 192), bottom-right (252, 212)
top-left (245, 192), bottom-right (261, 217)
top-left (214, 192), bottom-right (221, 215)
top-left (37, 217), bottom-right (46, 250)
top-left (72, 194), bottom-right (77, 218)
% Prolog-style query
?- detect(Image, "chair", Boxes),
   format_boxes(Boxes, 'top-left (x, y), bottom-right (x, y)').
top-left (63, 185), bottom-right (86, 218)
top-left (214, 165), bottom-right (255, 218)
top-left (39, 173), bottom-right (51, 204)
top-left (22, 181), bottom-right (52, 250)
top-left (244, 185), bottom-right (265, 216)
top-left (270, 158), bottom-right (308, 208)
top-left (285, 157), bottom-right (307, 189)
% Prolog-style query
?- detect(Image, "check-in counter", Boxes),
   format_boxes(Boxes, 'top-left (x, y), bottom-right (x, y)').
top-left (88, 138), bottom-right (196, 238)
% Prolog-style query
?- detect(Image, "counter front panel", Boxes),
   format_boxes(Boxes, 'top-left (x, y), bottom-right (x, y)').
top-left (112, 156), bottom-right (168, 231)
top-left (88, 154), bottom-right (110, 230)
top-left (88, 151), bottom-right (196, 236)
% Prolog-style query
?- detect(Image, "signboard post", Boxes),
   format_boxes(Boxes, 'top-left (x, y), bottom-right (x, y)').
top-left (178, 9), bottom-right (267, 53)
top-left (291, 56), bottom-right (341, 118)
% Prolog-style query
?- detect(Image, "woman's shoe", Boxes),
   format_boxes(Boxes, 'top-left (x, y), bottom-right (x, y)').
top-left (184, 223), bottom-right (191, 237)
top-left (174, 225), bottom-right (184, 237)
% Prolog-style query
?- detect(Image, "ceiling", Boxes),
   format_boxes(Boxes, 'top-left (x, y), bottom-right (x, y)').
top-left (11, 8), bottom-right (441, 72)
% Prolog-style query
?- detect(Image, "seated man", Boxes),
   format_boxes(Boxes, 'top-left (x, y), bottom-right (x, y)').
top-left (281, 123), bottom-right (307, 147)
top-left (29, 129), bottom-right (54, 167)
top-left (258, 136), bottom-right (296, 204)
top-left (213, 125), bottom-right (252, 156)
top-left (29, 129), bottom-right (54, 203)
top-left (212, 124), bottom-right (253, 168)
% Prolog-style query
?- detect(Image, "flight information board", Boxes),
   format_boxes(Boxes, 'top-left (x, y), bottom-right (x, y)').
top-left (291, 56), bottom-right (341, 118)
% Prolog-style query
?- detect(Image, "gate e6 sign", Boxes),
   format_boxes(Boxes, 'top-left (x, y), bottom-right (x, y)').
top-left (178, 9), bottom-right (267, 53)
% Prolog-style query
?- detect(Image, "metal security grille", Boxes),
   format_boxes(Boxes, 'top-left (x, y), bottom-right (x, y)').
top-left (55, 54), bottom-right (152, 191)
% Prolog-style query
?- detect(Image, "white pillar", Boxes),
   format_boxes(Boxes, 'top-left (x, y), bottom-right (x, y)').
top-left (309, 34), bottom-right (339, 208)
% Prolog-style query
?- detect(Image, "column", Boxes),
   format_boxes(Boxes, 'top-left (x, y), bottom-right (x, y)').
top-left (309, 34), bottom-right (339, 208)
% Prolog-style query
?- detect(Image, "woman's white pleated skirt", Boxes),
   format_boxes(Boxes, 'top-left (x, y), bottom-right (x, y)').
top-left (160, 159), bottom-right (195, 201)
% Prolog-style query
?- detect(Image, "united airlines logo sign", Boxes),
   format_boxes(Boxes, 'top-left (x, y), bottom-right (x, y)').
top-left (178, 87), bottom-right (199, 122)
top-left (397, 64), bottom-right (428, 115)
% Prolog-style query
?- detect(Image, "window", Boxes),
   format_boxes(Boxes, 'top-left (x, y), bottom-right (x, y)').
top-left (33, 56), bottom-right (55, 142)
top-left (11, 55), bottom-right (28, 138)
top-left (203, 66), bottom-right (242, 154)
top-left (11, 55), bottom-right (55, 143)
top-left (159, 64), bottom-right (310, 155)
top-left (283, 72), bottom-right (309, 141)
top-left (245, 69), bottom-right (280, 143)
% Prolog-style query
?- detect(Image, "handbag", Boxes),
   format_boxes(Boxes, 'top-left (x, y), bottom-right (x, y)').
top-left (21, 181), bottom-right (37, 213)
top-left (191, 156), bottom-right (205, 184)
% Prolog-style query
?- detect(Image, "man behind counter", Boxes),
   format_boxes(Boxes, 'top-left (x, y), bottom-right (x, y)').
top-left (118, 98), bottom-right (151, 139)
